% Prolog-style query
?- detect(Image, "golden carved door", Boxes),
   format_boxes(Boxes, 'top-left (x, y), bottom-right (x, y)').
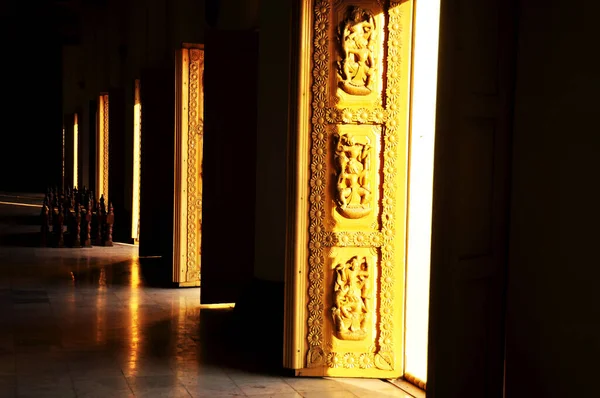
top-left (96, 93), bottom-right (109, 199)
top-left (173, 45), bottom-right (204, 287)
top-left (285, 0), bottom-right (413, 377)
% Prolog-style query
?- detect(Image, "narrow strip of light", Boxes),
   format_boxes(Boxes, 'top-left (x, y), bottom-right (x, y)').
top-left (73, 113), bottom-right (79, 188)
top-left (0, 201), bottom-right (42, 208)
top-left (404, 0), bottom-right (442, 385)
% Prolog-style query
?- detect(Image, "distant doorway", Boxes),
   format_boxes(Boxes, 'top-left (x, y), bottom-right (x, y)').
top-left (131, 80), bottom-right (142, 243)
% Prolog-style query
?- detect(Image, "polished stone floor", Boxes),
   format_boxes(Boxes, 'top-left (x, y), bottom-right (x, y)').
top-left (0, 193), bottom-right (415, 397)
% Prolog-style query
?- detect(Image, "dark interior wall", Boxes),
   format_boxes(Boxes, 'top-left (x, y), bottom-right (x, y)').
top-left (64, 114), bottom-right (75, 189)
top-left (108, 88), bottom-right (130, 242)
top-left (122, 82), bottom-right (135, 241)
top-left (505, 0), bottom-right (600, 396)
top-left (200, 28), bottom-right (259, 303)
top-left (0, 2), bottom-right (63, 193)
top-left (253, 0), bottom-right (292, 283)
top-left (79, 107), bottom-right (90, 190)
top-left (87, 99), bottom-right (98, 194)
top-left (138, 67), bottom-right (175, 260)
top-left (169, 0), bottom-right (206, 49)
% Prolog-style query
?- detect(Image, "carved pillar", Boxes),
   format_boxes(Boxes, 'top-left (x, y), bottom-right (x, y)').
top-left (172, 46), bottom-right (204, 287)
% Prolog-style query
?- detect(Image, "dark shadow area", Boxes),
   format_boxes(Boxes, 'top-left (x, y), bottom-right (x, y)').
top-left (219, 278), bottom-right (287, 374)
top-left (138, 257), bottom-right (178, 288)
top-left (0, 231), bottom-right (42, 248)
top-left (0, 204), bottom-right (43, 247)
top-left (200, 308), bottom-right (292, 376)
top-left (117, 305), bottom-right (291, 377)
top-left (0, 214), bottom-right (42, 226)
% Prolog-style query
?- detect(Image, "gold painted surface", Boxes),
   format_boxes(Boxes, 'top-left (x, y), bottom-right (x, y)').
top-left (287, 0), bottom-right (414, 378)
top-left (173, 46), bottom-right (204, 286)
top-left (96, 94), bottom-right (110, 200)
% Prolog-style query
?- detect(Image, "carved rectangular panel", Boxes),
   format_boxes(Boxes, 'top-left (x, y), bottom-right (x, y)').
top-left (173, 46), bottom-right (204, 287)
top-left (286, 0), bottom-right (413, 378)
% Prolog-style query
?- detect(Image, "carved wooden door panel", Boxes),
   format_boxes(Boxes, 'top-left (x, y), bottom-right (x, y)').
top-left (96, 93), bottom-right (109, 200)
top-left (285, 0), bottom-right (413, 378)
top-left (173, 46), bottom-right (204, 287)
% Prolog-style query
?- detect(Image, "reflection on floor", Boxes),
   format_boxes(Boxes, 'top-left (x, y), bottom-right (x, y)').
top-left (0, 195), bottom-right (415, 397)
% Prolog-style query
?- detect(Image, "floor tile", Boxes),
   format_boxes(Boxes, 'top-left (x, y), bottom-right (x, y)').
top-left (126, 375), bottom-right (184, 392)
top-left (301, 392), bottom-right (358, 398)
top-left (133, 386), bottom-right (192, 397)
top-left (72, 375), bottom-right (131, 395)
top-left (235, 381), bottom-right (297, 396)
top-left (284, 377), bottom-right (344, 392)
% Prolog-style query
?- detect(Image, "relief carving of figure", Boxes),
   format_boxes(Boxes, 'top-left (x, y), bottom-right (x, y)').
top-left (337, 6), bottom-right (376, 96)
top-left (332, 256), bottom-right (370, 341)
top-left (334, 133), bottom-right (372, 219)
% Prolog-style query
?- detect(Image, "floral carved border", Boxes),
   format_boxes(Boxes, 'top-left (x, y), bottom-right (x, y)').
top-left (306, 0), bottom-right (403, 371)
top-left (326, 107), bottom-right (388, 124)
top-left (186, 49), bottom-right (204, 283)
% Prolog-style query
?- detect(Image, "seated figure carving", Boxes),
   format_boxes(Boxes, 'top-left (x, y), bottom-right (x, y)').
top-left (332, 256), bottom-right (371, 341)
top-left (337, 6), bottom-right (376, 96)
top-left (334, 134), bottom-right (372, 219)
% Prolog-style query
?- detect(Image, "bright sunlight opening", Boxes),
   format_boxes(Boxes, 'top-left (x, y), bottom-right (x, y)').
top-left (404, 0), bottom-right (441, 386)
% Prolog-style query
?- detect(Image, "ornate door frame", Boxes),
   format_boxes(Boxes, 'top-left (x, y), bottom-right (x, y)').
top-left (173, 45), bottom-right (204, 287)
top-left (285, 0), bottom-right (414, 378)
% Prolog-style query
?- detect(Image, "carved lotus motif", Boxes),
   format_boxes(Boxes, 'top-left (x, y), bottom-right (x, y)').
top-left (343, 353), bottom-right (358, 368)
top-left (308, 315), bottom-right (323, 329)
top-left (369, 233), bottom-right (382, 247)
top-left (327, 108), bottom-right (340, 122)
top-left (356, 108), bottom-right (370, 123)
top-left (354, 232), bottom-right (367, 245)
top-left (372, 109), bottom-right (386, 123)
top-left (309, 270), bottom-right (324, 282)
top-left (323, 233), bottom-right (336, 246)
top-left (327, 352), bottom-right (343, 368)
top-left (310, 192), bottom-right (324, 205)
top-left (308, 331), bottom-right (323, 346)
top-left (359, 353), bottom-right (374, 369)
top-left (338, 232), bottom-right (351, 245)
top-left (308, 300), bottom-right (324, 314)
top-left (341, 109), bottom-right (354, 123)
top-left (309, 253), bottom-right (325, 267)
